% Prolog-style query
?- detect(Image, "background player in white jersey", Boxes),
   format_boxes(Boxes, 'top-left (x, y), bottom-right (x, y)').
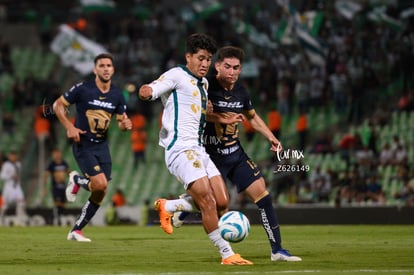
top-left (138, 33), bottom-right (252, 265)
top-left (0, 150), bottom-right (27, 225)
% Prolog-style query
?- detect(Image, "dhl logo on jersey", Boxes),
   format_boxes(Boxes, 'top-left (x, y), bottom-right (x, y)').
top-left (88, 99), bottom-right (116, 109)
top-left (217, 101), bottom-right (243, 108)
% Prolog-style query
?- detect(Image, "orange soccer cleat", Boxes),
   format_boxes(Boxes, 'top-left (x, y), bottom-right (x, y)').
top-left (221, 254), bottom-right (253, 265)
top-left (154, 198), bottom-right (173, 234)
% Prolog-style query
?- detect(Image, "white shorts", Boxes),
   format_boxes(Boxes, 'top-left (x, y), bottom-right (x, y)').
top-left (165, 145), bottom-right (220, 190)
top-left (2, 184), bottom-right (24, 207)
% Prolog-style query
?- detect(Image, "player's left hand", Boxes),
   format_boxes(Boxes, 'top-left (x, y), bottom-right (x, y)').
top-left (270, 138), bottom-right (282, 152)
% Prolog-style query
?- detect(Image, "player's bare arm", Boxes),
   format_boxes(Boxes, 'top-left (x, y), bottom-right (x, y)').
top-left (117, 113), bottom-right (132, 131)
top-left (248, 111), bottom-right (282, 152)
top-left (206, 112), bottom-right (244, 125)
top-left (138, 84), bottom-right (153, 100)
top-left (53, 96), bottom-right (86, 143)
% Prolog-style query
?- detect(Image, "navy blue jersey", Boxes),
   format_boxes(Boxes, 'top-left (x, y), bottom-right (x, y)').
top-left (46, 160), bottom-right (69, 189)
top-left (62, 80), bottom-right (127, 143)
top-left (204, 76), bottom-right (261, 192)
top-left (203, 76), bottom-right (254, 151)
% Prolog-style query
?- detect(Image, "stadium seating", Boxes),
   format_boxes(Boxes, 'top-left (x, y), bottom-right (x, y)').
top-left (10, 47), bottom-right (57, 81)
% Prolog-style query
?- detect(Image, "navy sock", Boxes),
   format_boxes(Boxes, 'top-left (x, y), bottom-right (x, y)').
top-left (72, 199), bottom-right (100, 231)
top-left (256, 194), bottom-right (282, 253)
top-left (178, 211), bottom-right (190, 221)
top-left (74, 175), bottom-right (90, 191)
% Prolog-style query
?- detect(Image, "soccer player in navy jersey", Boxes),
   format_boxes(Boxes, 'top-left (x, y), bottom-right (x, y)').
top-left (43, 148), bottom-right (70, 226)
top-left (170, 46), bottom-right (302, 261)
top-left (204, 46), bottom-right (301, 261)
top-left (53, 53), bottom-right (132, 242)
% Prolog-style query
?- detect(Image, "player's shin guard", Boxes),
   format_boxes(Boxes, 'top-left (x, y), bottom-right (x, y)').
top-left (76, 176), bottom-right (91, 191)
top-left (256, 194), bottom-right (282, 253)
top-left (72, 199), bottom-right (99, 231)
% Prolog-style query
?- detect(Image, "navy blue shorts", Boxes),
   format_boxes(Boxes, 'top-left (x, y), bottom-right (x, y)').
top-left (208, 146), bottom-right (262, 193)
top-left (72, 140), bottom-right (112, 180)
top-left (52, 185), bottom-right (67, 203)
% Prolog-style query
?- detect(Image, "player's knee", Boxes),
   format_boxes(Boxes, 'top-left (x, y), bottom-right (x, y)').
top-left (216, 201), bottom-right (228, 213)
top-left (197, 194), bottom-right (216, 212)
top-left (90, 179), bottom-right (108, 192)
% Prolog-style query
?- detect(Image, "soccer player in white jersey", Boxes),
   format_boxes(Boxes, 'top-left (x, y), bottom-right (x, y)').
top-left (0, 150), bottom-right (27, 226)
top-left (139, 33), bottom-right (252, 265)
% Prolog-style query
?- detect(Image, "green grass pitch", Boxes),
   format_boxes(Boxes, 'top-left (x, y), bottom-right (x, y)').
top-left (0, 225), bottom-right (413, 274)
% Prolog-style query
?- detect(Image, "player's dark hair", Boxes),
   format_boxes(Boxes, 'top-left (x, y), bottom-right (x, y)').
top-left (216, 46), bottom-right (245, 63)
top-left (185, 33), bottom-right (217, 55)
top-left (94, 53), bottom-right (113, 64)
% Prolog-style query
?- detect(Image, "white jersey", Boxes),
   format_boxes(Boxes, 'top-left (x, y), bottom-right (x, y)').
top-left (148, 65), bottom-right (221, 185)
top-left (149, 65), bottom-right (208, 153)
top-left (0, 160), bottom-right (21, 189)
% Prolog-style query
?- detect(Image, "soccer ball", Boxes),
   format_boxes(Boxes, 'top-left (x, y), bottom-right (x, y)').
top-left (218, 211), bottom-right (250, 243)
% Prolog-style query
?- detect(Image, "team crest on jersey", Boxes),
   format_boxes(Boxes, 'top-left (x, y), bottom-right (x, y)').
top-left (193, 160), bottom-right (202, 168)
top-left (94, 165), bottom-right (101, 172)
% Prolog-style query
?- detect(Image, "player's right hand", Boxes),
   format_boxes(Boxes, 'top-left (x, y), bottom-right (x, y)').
top-left (229, 113), bottom-right (244, 124)
top-left (67, 126), bottom-right (86, 142)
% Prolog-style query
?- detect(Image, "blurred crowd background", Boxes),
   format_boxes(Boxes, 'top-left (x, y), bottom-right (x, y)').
top-left (0, 0), bottom-right (414, 213)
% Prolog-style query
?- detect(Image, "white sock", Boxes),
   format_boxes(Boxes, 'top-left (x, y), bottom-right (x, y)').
top-left (0, 207), bottom-right (5, 224)
top-left (164, 198), bottom-right (195, 213)
top-left (16, 201), bottom-right (26, 217)
top-left (208, 229), bottom-right (234, 259)
top-left (180, 193), bottom-right (198, 210)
